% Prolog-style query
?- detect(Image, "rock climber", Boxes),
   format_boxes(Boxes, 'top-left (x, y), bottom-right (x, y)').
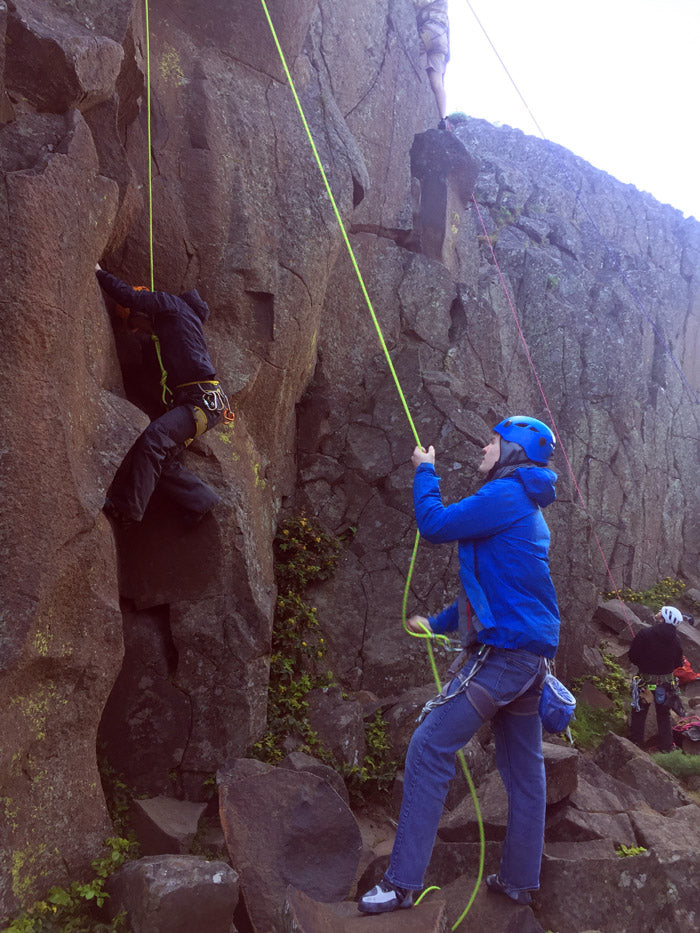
top-left (413, 0), bottom-right (451, 130)
top-left (358, 416), bottom-right (560, 914)
top-left (96, 264), bottom-right (230, 529)
top-left (629, 606), bottom-right (685, 752)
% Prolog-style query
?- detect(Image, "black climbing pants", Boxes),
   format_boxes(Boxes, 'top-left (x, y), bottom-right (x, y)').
top-left (108, 391), bottom-right (222, 524)
top-left (630, 697), bottom-right (673, 752)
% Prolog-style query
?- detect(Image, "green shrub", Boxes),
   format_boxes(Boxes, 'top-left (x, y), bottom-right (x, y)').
top-left (651, 749), bottom-right (700, 781)
top-left (616, 844), bottom-right (647, 857)
top-left (252, 515), bottom-right (397, 802)
top-left (568, 700), bottom-right (627, 750)
top-left (342, 711), bottom-right (398, 805)
top-left (569, 649), bottom-right (629, 750)
top-left (252, 514), bottom-right (341, 763)
top-left (605, 577), bottom-right (686, 611)
top-left (3, 837), bottom-right (134, 932)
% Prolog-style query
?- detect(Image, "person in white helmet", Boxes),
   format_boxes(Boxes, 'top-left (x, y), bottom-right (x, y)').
top-left (629, 606), bottom-right (684, 752)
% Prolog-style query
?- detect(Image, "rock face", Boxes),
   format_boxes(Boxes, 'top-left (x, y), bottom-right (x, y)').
top-left (0, 0), bottom-right (698, 923)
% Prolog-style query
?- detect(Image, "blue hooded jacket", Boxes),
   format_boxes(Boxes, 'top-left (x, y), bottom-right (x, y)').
top-left (96, 270), bottom-right (215, 387)
top-left (414, 462), bottom-right (560, 658)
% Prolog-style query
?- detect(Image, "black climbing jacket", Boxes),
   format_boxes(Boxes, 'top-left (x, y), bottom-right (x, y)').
top-left (96, 270), bottom-right (216, 387)
top-left (628, 622), bottom-right (683, 674)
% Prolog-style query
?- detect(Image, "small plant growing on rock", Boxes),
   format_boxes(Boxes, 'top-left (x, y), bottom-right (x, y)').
top-left (342, 711), bottom-right (398, 804)
top-left (569, 649), bottom-right (629, 750)
top-left (615, 844), bottom-right (647, 857)
top-left (252, 515), bottom-right (398, 801)
top-left (3, 837), bottom-right (135, 932)
top-left (650, 749), bottom-right (700, 782)
top-left (251, 513), bottom-right (341, 763)
top-left (605, 577), bottom-right (687, 611)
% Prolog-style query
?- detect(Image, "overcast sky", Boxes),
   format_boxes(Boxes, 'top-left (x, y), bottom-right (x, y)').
top-left (445, 0), bottom-right (699, 221)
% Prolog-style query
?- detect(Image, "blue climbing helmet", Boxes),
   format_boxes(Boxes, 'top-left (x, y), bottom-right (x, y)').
top-left (493, 416), bottom-right (555, 464)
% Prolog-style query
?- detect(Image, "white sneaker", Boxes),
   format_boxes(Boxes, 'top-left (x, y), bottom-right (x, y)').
top-left (358, 878), bottom-right (414, 914)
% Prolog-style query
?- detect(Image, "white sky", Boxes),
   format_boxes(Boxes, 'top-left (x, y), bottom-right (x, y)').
top-left (445, 0), bottom-right (699, 221)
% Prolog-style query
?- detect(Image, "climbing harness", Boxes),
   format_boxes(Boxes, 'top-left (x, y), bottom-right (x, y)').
top-left (417, 645), bottom-right (491, 723)
top-left (631, 674), bottom-right (684, 715)
top-left (176, 379), bottom-right (232, 415)
top-left (184, 405), bottom-right (210, 448)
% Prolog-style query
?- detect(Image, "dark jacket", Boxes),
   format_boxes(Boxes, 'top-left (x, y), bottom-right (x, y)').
top-left (96, 270), bottom-right (215, 387)
top-left (629, 623), bottom-right (683, 675)
top-left (414, 463), bottom-right (560, 658)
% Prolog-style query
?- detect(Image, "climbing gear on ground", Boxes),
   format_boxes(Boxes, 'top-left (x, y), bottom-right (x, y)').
top-left (539, 667), bottom-right (576, 733)
top-left (673, 715), bottom-right (700, 746)
top-left (660, 606), bottom-right (683, 627)
top-left (485, 874), bottom-right (532, 906)
top-left (674, 657), bottom-right (700, 684)
top-left (358, 878), bottom-right (413, 914)
top-left (493, 416), bottom-right (555, 463)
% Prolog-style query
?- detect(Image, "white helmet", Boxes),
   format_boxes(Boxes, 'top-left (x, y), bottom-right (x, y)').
top-left (660, 606), bottom-right (683, 627)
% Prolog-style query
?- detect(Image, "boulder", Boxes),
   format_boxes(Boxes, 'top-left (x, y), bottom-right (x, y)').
top-left (592, 600), bottom-right (645, 640)
top-left (130, 797), bottom-right (208, 856)
top-left (279, 750), bottom-right (350, 806)
top-left (408, 128), bottom-right (480, 272)
top-left (593, 733), bottom-right (693, 812)
top-left (542, 740), bottom-right (579, 804)
top-left (218, 759), bottom-right (362, 931)
top-left (106, 855), bottom-right (238, 933)
top-left (306, 686), bottom-right (366, 768)
top-left (282, 885), bottom-right (448, 933)
top-left (5, 0), bottom-right (123, 112)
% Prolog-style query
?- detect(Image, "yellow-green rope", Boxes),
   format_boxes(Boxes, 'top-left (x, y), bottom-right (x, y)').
top-left (258, 3), bottom-right (485, 925)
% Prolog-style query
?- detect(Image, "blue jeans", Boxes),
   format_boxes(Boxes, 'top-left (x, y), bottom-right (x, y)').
top-left (386, 647), bottom-right (546, 895)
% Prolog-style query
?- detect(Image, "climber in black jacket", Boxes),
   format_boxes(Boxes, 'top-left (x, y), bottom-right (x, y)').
top-left (96, 265), bottom-right (230, 528)
top-left (628, 605), bottom-right (685, 752)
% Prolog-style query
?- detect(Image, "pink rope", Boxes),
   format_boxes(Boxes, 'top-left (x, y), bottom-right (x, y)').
top-left (471, 194), bottom-right (636, 636)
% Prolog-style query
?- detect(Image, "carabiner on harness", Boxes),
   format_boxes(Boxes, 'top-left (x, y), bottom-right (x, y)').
top-left (417, 646), bottom-right (491, 724)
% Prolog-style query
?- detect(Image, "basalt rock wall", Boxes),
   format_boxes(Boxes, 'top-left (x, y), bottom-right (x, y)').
top-left (0, 0), bottom-right (698, 920)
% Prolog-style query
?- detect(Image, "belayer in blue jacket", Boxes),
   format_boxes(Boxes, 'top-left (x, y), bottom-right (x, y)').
top-left (96, 265), bottom-right (231, 529)
top-left (359, 416), bottom-right (561, 914)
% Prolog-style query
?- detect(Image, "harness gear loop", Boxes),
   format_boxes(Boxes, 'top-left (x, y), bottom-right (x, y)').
top-left (176, 379), bottom-right (235, 424)
top-left (417, 646), bottom-right (491, 723)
